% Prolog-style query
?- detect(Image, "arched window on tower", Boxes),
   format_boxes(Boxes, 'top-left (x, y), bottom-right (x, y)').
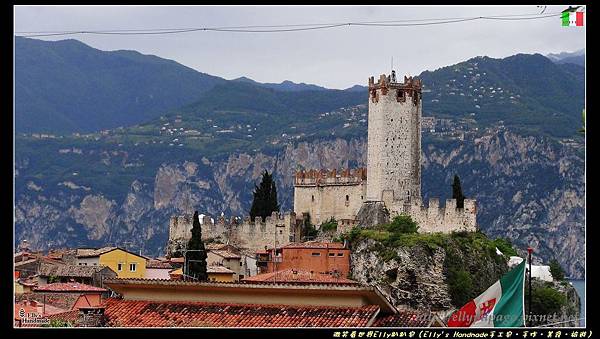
top-left (311, 195), bottom-right (315, 202)
top-left (346, 195), bottom-right (349, 201)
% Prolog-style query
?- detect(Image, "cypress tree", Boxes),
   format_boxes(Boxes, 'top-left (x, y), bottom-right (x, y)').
top-left (249, 170), bottom-right (280, 221)
top-left (185, 211), bottom-right (208, 281)
top-left (452, 174), bottom-right (466, 209)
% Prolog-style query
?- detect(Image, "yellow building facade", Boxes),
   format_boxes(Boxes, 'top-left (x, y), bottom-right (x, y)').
top-left (99, 249), bottom-right (147, 279)
top-left (76, 247), bottom-right (147, 279)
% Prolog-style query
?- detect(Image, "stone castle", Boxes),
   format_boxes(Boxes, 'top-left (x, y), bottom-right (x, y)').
top-left (293, 73), bottom-right (477, 233)
top-left (167, 72), bottom-right (477, 256)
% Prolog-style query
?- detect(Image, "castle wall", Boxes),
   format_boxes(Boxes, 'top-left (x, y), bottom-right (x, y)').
top-left (385, 195), bottom-right (477, 233)
top-left (294, 182), bottom-right (366, 226)
top-left (294, 168), bottom-right (367, 226)
top-left (366, 75), bottom-right (422, 202)
top-left (166, 212), bottom-right (300, 257)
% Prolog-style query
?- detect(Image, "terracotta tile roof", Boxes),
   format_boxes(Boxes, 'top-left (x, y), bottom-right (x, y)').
top-left (102, 298), bottom-right (379, 327)
top-left (281, 241), bottom-right (347, 249)
top-left (38, 262), bottom-right (116, 278)
top-left (242, 269), bottom-right (358, 285)
top-left (146, 260), bottom-right (173, 269)
top-left (210, 249), bottom-right (241, 259)
top-left (207, 266), bottom-right (235, 274)
top-left (169, 257), bottom-right (184, 264)
top-left (46, 309), bottom-right (79, 323)
top-left (205, 243), bottom-right (229, 250)
top-left (76, 247), bottom-right (117, 258)
top-left (34, 282), bottom-right (107, 293)
top-left (371, 311), bottom-right (434, 327)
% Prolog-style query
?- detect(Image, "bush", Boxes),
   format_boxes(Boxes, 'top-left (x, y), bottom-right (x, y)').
top-left (320, 217), bottom-right (338, 232)
top-left (529, 286), bottom-right (567, 318)
top-left (303, 223), bottom-right (319, 239)
top-left (385, 214), bottom-right (419, 234)
top-left (549, 259), bottom-right (566, 281)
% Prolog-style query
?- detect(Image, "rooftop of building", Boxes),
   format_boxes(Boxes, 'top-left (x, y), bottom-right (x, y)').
top-left (34, 282), bottom-right (108, 293)
top-left (294, 168), bottom-right (367, 186)
top-left (90, 298), bottom-right (380, 327)
top-left (146, 260), bottom-right (173, 269)
top-left (280, 241), bottom-right (347, 250)
top-left (242, 269), bottom-right (357, 285)
top-left (76, 246), bottom-right (149, 259)
top-left (38, 262), bottom-right (116, 278)
top-left (210, 249), bottom-right (242, 259)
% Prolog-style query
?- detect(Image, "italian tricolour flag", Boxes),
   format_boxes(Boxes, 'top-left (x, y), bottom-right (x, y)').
top-left (447, 260), bottom-right (526, 327)
top-left (562, 11), bottom-right (584, 27)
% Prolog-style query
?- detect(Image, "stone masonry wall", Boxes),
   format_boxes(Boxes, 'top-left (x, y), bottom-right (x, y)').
top-left (294, 168), bottom-right (367, 225)
top-left (166, 212), bottom-right (300, 257)
top-left (366, 74), bottom-right (422, 202)
top-left (383, 191), bottom-right (477, 233)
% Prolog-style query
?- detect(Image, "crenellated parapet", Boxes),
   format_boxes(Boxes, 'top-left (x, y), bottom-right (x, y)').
top-left (383, 194), bottom-right (478, 233)
top-left (166, 211), bottom-right (301, 257)
top-left (294, 168), bottom-right (367, 187)
top-left (368, 73), bottom-right (422, 105)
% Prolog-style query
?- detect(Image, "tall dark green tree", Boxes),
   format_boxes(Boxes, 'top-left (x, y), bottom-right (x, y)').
top-left (249, 170), bottom-right (280, 221)
top-left (185, 211), bottom-right (208, 281)
top-left (452, 174), bottom-right (466, 209)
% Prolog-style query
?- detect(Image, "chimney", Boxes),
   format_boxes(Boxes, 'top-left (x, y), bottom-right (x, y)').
top-left (77, 306), bottom-right (106, 327)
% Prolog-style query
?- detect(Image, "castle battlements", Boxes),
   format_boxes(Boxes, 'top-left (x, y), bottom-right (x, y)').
top-left (166, 211), bottom-right (301, 257)
top-left (294, 168), bottom-right (367, 187)
top-left (380, 191), bottom-right (477, 233)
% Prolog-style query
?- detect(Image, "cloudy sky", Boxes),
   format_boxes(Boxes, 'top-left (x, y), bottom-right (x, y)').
top-left (14, 5), bottom-right (585, 89)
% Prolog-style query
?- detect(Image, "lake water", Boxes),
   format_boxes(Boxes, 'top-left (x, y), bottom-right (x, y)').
top-left (569, 279), bottom-right (585, 327)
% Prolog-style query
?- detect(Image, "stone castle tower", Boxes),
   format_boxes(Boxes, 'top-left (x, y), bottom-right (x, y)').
top-left (366, 73), bottom-right (422, 202)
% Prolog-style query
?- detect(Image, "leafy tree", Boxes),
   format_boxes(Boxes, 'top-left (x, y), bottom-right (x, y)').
top-left (527, 285), bottom-right (567, 324)
top-left (184, 211), bottom-right (208, 281)
top-left (320, 217), bottom-right (338, 232)
top-left (452, 174), bottom-right (466, 209)
top-left (249, 170), bottom-right (280, 222)
top-left (549, 259), bottom-right (566, 281)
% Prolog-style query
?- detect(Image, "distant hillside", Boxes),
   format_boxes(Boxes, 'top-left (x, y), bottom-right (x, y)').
top-left (15, 36), bottom-right (228, 133)
top-left (547, 49), bottom-right (585, 66)
top-left (232, 76), bottom-right (328, 91)
top-left (16, 37), bottom-right (364, 134)
top-left (418, 53), bottom-right (585, 137)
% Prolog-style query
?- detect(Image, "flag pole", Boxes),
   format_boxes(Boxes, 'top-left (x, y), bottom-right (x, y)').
top-left (527, 247), bottom-right (533, 323)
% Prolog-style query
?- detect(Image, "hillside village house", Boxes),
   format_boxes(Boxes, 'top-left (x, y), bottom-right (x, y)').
top-left (205, 243), bottom-right (258, 281)
top-left (257, 241), bottom-right (350, 277)
top-left (38, 262), bottom-right (117, 287)
top-left (144, 260), bottom-right (173, 280)
top-left (76, 247), bottom-right (148, 279)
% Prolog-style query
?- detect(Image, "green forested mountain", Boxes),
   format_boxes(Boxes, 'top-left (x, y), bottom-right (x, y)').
top-left (15, 36), bottom-right (227, 133)
top-left (419, 53), bottom-right (585, 137)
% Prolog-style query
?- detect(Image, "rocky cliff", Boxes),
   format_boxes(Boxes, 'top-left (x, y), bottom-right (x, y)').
top-left (15, 127), bottom-right (584, 278)
top-left (349, 232), bottom-right (580, 326)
